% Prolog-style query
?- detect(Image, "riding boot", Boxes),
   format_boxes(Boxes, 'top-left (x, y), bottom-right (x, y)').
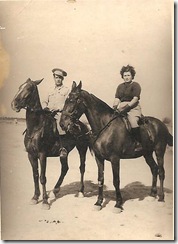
top-left (131, 127), bottom-right (142, 152)
top-left (54, 119), bottom-right (68, 158)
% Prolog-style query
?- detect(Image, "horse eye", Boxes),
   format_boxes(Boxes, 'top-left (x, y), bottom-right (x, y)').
top-left (77, 99), bottom-right (81, 104)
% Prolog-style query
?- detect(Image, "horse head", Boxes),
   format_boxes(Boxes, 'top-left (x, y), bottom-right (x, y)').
top-left (60, 81), bottom-right (86, 132)
top-left (11, 78), bottom-right (44, 112)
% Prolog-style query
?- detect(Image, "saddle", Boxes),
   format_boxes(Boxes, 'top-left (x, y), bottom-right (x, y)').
top-left (121, 114), bottom-right (154, 142)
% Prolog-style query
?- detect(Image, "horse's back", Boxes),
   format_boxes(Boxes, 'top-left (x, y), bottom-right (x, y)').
top-left (141, 116), bottom-right (173, 147)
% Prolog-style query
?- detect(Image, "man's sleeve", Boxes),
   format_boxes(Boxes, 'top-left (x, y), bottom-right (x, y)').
top-left (41, 92), bottom-right (49, 109)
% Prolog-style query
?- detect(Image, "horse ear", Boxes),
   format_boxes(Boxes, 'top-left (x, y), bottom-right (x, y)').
top-left (33, 78), bottom-right (44, 85)
top-left (77, 81), bottom-right (82, 90)
top-left (72, 81), bottom-right (77, 91)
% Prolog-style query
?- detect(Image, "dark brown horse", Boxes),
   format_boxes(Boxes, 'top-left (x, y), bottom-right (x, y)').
top-left (60, 81), bottom-right (173, 212)
top-left (11, 78), bottom-right (91, 209)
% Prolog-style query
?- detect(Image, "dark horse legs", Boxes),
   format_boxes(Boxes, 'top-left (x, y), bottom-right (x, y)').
top-left (39, 153), bottom-right (49, 209)
top-left (28, 153), bottom-right (40, 204)
top-left (111, 158), bottom-right (123, 209)
top-left (53, 144), bottom-right (88, 197)
top-left (76, 144), bottom-right (88, 196)
top-left (94, 155), bottom-right (123, 210)
top-left (29, 152), bottom-right (49, 209)
top-left (94, 156), bottom-right (105, 208)
top-left (144, 154), bottom-right (159, 197)
top-left (53, 157), bottom-right (69, 196)
top-left (155, 148), bottom-right (166, 202)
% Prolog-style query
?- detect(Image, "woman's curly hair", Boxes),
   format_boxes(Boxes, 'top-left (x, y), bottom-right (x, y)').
top-left (120, 65), bottom-right (136, 79)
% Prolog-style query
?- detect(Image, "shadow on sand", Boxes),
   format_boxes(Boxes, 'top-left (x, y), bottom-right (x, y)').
top-left (49, 181), bottom-right (172, 208)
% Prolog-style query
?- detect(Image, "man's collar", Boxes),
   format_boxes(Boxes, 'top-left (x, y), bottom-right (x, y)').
top-left (55, 85), bottom-right (64, 89)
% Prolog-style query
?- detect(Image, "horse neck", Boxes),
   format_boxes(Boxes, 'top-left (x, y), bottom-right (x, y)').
top-left (26, 88), bottom-right (43, 133)
top-left (82, 91), bottom-right (113, 134)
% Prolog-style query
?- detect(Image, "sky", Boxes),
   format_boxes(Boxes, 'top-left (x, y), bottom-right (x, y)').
top-left (0, 0), bottom-right (173, 121)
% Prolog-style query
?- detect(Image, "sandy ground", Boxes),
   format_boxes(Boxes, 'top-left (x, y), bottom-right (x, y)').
top-left (0, 121), bottom-right (174, 240)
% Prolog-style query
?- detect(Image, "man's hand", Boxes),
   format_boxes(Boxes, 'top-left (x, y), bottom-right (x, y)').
top-left (43, 107), bottom-right (50, 112)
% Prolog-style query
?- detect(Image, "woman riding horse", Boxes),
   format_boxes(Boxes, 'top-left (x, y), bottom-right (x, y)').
top-left (113, 65), bottom-right (142, 151)
top-left (60, 81), bottom-right (173, 212)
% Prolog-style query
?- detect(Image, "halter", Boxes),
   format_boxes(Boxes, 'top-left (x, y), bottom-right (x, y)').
top-left (62, 93), bottom-right (121, 145)
top-left (62, 95), bottom-right (86, 120)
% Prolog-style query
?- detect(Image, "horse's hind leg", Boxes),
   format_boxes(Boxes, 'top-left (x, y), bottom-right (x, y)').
top-left (144, 153), bottom-right (159, 197)
top-left (155, 148), bottom-right (166, 202)
top-left (53, 157), bottom-right (69, 197)
top-left (28, 153), bottom-right (40, 204)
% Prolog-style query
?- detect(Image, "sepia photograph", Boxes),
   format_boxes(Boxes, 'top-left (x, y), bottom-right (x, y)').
top-left (0, 0), bottom-right (174, 241)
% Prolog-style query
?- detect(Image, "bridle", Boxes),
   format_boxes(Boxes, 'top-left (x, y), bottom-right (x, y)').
top-left (62, 92), bottom-right (121, 145)
top-left (62, 93), bottom-right (86, 121)
top-left (13, 82), bottom-right (43, 113)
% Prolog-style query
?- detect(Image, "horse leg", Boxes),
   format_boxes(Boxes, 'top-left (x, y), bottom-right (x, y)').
top-left (28, 153), bottom-right (40, 204)
top-left (53, 156), bottom-right (69, 197)
top-left (144, 154), bottom-right (159, 197)
top-left (76, 144), bottom-right (87, 197)
top-left (94, 156), bottom-right (105, 209)
top-left (155, 149), bottom-right (166, 202)
top-left (111, 158), bottom-right (123, 211)
top-left (39, 153), bottom-right (49, 209)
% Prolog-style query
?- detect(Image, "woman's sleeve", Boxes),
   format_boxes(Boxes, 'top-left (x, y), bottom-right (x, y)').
top-left (115, 85), bottom-right (122, 99)
top-left (132, 82), bottom-right (141, 99)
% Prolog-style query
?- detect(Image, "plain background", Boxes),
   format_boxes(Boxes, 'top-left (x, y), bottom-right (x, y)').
top-left (0, 0), bottom-right (176, 242)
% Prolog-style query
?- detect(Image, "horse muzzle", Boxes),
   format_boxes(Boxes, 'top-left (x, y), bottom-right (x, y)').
top-left (11, 100), bottom-right (21, 112)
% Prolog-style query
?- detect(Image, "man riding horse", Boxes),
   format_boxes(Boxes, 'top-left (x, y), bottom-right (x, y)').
top-left (42, 68), bottom-right (69, 157)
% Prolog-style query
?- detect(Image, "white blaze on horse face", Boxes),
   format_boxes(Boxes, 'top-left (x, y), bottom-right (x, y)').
top-left (14, 82), bottom-right (28, 100)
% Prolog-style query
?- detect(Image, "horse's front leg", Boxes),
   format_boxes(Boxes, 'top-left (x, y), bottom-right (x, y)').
top-left (111, 157), bottom-right (123, 212)
top-left (39, 153), bottom-right (49, 210)
top-left (76, 144), bottom-right (87, 197)
top-left (28, 153), bottom-right (40, 204)
top-left (53, 156), bottom-right (69, 197)
top-left (94, 155), bottom-right (105, 210)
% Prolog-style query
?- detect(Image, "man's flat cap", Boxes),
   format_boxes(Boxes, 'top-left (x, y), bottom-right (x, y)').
top-left (52, 68), bottom-right (67, 77)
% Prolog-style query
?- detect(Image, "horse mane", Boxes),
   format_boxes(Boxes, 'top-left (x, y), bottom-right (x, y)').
top-left (81, 90), bottom-right (113, 114)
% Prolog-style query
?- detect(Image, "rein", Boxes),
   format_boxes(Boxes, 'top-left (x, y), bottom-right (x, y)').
top-left (62, 95), bottom-right (121, 145)
top-left (91, 113), bottom-right (120, 145)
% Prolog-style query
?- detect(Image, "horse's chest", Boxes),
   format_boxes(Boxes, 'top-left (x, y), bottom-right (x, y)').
top-left (24, 134), bottom-right (43, 154)
top-left (94, 139), bottom-right (111, 159)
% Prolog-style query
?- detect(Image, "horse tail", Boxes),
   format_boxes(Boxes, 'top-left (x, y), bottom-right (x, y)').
top-left (167, 132), bottom-right (173, 146)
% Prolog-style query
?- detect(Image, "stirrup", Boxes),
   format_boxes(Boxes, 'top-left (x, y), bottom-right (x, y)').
top-left (59, 147), bottom-right (67, 158)
top-left (134, 141), bottom-right (142, 152)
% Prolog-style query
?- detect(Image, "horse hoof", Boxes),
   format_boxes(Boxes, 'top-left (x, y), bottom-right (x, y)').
top-left (77, 192), bottom-right (84, 198)
top-left (53, 188), bottom-right (60, 197)
top-left (93, 204), bottom-right (102, 211)
top-left (42, 203), bottom-right (50, 210)
top-left (49, 191), bottom-right (56, 200)
top-left (158, 196), bottom-right (165, 202)
top-left (113, 207), bottom-right (122, 214)
top-left (150, 192), bottom-right (157, 198)
top-left (30, 198), bottom-right (38, 205)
